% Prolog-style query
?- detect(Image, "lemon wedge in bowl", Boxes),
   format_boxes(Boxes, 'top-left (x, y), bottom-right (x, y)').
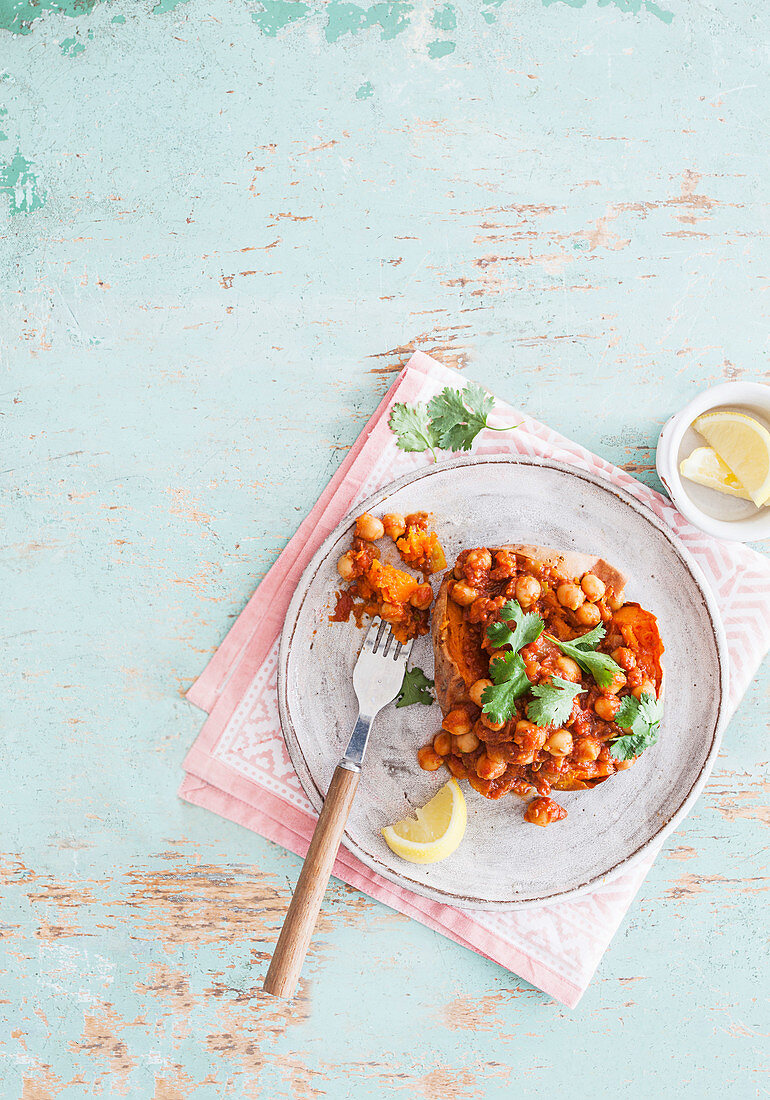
top-left (680, 446), bottom-right (751, 500)
top-left (693, 410), bottom-right (770, 508)
top-left (381, 778), bottom-right (467, 864)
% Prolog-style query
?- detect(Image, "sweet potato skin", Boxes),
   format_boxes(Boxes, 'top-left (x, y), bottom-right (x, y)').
top-left (431, 574), bottom-right (470, 715)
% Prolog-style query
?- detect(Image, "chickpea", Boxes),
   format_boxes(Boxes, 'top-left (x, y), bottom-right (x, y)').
top-left (544, 729), bottom-right (573, 756)
top-left (382, 512), bottom-right (406, 540)
top-left (380, 602), bottom-right (402, 624)
top-left (466, 548), bottom-right (492, 573)
top-left (417, 745), bottom-right (443, 771)
top-left (575, 602), bottom-right (601, 628)
top-left (611, 647), bottom-right (636, 671)
top-left (468, 678), bottom-right (493, 708)
top-left (632, 679), bottom-right (656, 700)
top-left (337, 552), bottom-right (356, 581)
top-left (555, 656), bottom-right (582, 683)
top-left (515, 575), bottom-right (541, 608)
top-left (480, 712), bottom-right (506, 732)
top-left (525, 796), bottom-right (567, 827)
top-left (450, 582), bottom-right (477, 607)
top-left (594, 695), bottom-right (620, 722)
top-left (572, 736), bottom-right (600, 762)
top-left (488, 648), bottom-right (509, 665)
top-left (581, 573), bottom-right (605, 601)
top-left (409, 584), bottom-right (433, 610)
top-left (476, 754), bottom-right (506, 781)
top-left (455, 731), bottom-right (480, 754)
top-left (556, 582), bottom-right (585, 611)
top-left (442, 708), bottom-right (474, 737)
top-left (433, 731), bottom-right (452, 756)
top-left (604, 670), bottom-right (627, 695)
top-left (354, 512), bottom-right (385, 541)
top-left (607, 588), bottom-right (625, 612)
top-left (626, 667), bottom-right (643, 690)
top-left (514, 719), bottom-right (537, 741)
top-left (485, 744), bottom-right (507, 764)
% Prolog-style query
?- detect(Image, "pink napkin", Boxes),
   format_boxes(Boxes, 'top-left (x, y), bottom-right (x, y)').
top-left (180, 351), bottom-right (770, 1008)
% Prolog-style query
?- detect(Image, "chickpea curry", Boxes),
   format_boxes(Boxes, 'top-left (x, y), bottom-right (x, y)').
top-left (426, 545), bottom-right (664, 827)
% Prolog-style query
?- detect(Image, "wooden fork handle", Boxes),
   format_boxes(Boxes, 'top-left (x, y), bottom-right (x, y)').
top-left (262, 763), bottom-right (360, 999)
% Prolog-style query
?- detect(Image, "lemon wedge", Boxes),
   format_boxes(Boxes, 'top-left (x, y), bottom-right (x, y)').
top-left (693, 410), bottom-right (770, 508)
top-left (381, 778), bottom-right (467, 864)
top-left (680, 446), bottom-right (751, 500)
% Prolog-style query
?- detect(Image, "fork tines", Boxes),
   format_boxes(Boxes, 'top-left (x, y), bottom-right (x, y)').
top-left (363, 617), bottom-right (404, 660)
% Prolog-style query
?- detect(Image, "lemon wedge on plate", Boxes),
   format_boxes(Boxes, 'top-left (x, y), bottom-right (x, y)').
top-left (381, 778), bottom-right (467, 864)
top-left (680, 446), bottom-right (751, 500)
top-left (693, 410), bottom-right (770, 508)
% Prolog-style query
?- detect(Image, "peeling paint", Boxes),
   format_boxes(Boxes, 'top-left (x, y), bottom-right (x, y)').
top-left (543, 0), bottom-right (673, 23)
top-left (0, 149), bottom-right (46, 214)
top-left (251, 0), bottom-right (310, 36)
top-left (325, 0), bottom-right (413, 43)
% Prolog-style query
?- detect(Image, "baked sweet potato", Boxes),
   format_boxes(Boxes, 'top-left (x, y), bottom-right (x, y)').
top-left (424, 544), bottom-right (665, 819)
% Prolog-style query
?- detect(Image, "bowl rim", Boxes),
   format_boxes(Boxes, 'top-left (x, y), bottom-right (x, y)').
top-left (656, 379), bottom-right (770, 543)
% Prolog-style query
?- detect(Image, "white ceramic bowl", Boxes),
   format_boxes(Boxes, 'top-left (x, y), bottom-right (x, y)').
top-left (656, 380), bottom-right (770, 542)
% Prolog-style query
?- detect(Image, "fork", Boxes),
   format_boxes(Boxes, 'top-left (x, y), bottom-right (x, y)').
top-left (263, 617), bottom-right (413, 999)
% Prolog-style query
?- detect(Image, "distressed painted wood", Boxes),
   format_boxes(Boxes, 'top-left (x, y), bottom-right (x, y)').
top-left (1, 0), bottom-right (767, 1096)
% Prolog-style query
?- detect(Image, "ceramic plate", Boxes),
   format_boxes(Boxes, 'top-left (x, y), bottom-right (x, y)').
top-left (277, 456), bottom-right (728, 909)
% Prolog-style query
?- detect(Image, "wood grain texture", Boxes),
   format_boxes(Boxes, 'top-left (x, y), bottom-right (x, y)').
top-left (264, 765), bottom-right (360, 999)
top-left (2, 0), bottom-right (768, 1095)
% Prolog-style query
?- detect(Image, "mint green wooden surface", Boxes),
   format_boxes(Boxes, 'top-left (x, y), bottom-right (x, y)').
top-left (3, 0), bottom-right (768, 1096)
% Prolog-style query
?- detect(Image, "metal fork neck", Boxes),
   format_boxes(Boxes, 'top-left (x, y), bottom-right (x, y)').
top-left (341, 712), bottom-right (374, 771)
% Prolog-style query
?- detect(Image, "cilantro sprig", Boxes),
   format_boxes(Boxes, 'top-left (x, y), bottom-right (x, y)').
top-left (480, 651), bottom-right (530, 724)
top-left (396, 666), bottom-right (435, 708)
top-left (387, 403), bottom-right (439, 462)
top-left (477, 599), bottom-right (540, 724)
top-left (609, 691), bottom-right (663, 760)
top-left (526, 677), bottom-right (584, 728)
top-left (487, 600), bottom-right (544, 653)
top-left (389, 382), bottom-right (518, 461)
top-left (544, 623), bottom-right (623, 689)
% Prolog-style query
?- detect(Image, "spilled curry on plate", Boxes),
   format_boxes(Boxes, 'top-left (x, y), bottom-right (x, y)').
top-left (332, 516), bottom-right (664, 828)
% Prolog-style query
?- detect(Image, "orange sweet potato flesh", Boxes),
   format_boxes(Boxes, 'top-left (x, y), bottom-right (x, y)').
top-left (366, 559), bottom-right (419, 604)
top-left (612, 603), bottom-right (664, 688)
top-left (396, 524), bottom-right (447, 575)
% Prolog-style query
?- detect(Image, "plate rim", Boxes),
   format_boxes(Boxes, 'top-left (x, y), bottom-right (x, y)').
top-left (277, 454), bottom-right (729, 910)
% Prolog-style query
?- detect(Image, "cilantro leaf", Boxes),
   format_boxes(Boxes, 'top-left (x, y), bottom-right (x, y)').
top-left (396, 666), bottom-right (435, 708)
top-left (388, 402), bottom-right (439, 460)
top-left (545, 626), bottom-right (621, 689)
top-left (427, 383), bottom-right (495, 452)
top-left (486, 600), bottom-right (545, 653)
top-left (526, 676), bottom-right (584, 728)
top-left (568, 623), bottom-right (606, 650)
top-left (480, 651), bottom-right (530, 724)
top-left (609, 691), bottom-right (663, 760)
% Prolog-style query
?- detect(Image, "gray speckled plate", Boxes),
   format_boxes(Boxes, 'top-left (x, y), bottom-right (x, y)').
top-left (277, 456), bottom-right (728, 910)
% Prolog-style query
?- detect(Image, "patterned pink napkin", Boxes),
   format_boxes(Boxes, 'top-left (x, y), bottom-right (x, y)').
top-left (180, 351), bottom-right (770, 1008)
